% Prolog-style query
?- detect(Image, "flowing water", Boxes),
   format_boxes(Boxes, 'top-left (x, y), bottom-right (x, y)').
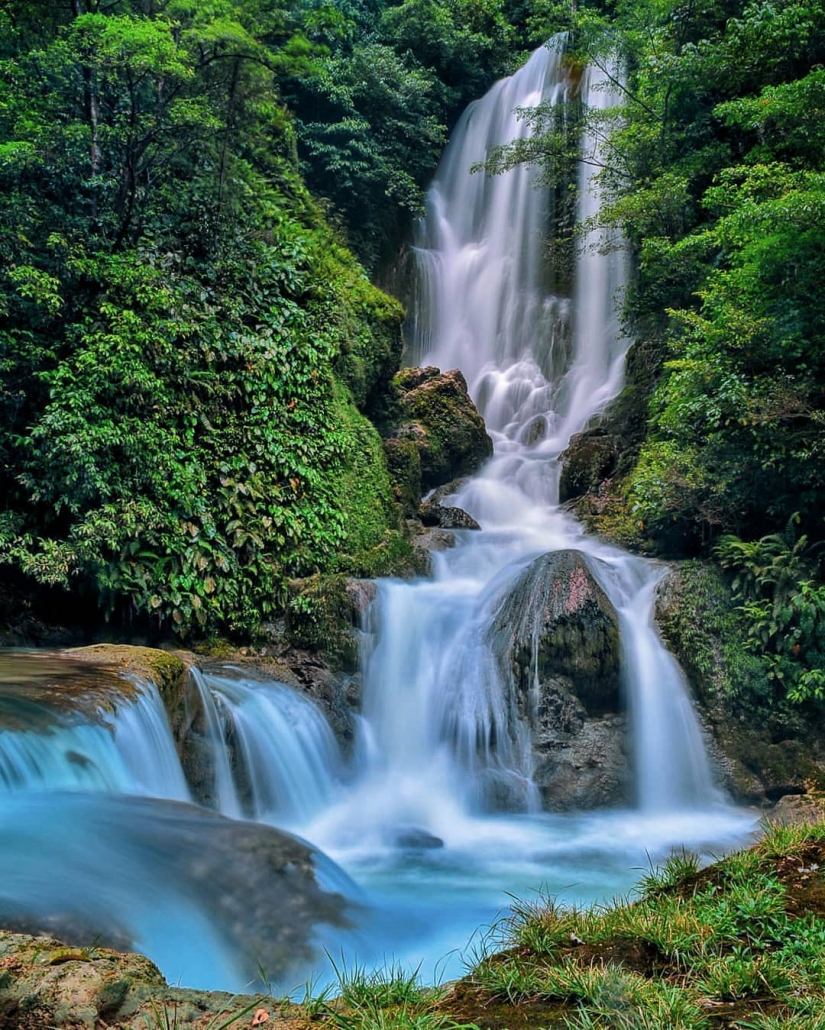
top-left (0, 43), bottom-right (756, 993)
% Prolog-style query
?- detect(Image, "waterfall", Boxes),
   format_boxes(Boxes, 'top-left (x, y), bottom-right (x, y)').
top-left (0, 672), bottom-right (189, 800)
top-left (348, 41), bottom-right (721, 827)
top-left (186, 669), bottom-right (344, 828)
top-left (0, 43), bottom-right (748, 997)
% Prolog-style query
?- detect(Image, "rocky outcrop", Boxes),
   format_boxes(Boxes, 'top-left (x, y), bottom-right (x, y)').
top-left (489, 549), bottom-right (629, 809)
top-left (531, 708), bottom-right (630, 811)
top-left (383, 367), bottom-right (492, 512)
top-left (419, 501), bottom-right (481, 531)
top-left (654, 560), bottom-right (825, 803)
top-left (490, 550), bottom-right (622, 716)
top-left (559, 430), bottom-right (618, 504)
top-left (66, 644), bottom-right (189, 712)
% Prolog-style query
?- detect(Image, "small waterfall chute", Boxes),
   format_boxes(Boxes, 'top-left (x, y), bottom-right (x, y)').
top-left (185, 668), bottom-right (344, 827)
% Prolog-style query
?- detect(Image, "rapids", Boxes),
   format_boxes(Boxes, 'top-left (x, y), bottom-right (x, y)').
top-left (0, 41), bottom-right (755, 993)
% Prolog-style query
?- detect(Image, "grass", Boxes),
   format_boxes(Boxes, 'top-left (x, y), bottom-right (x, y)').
top-left (439, 821), bottom-right (825, 1029)
top-left (181, 821), bottom-right (825, 1030)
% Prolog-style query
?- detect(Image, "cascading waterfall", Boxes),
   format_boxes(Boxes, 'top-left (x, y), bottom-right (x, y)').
top-left (0, 42), bottom-right (754, 996)
top-left (348, 42), bottom-right (721, 827)
top-left (191, 670), bottom-right (344, 828)
top-left (0, 671), bottom-right (189, 800)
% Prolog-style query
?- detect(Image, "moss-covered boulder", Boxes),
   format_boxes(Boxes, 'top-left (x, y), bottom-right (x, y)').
top-left (387, 367), bottom-right (493, 495)
top-left (559, 430), bottom-right (619, 503)
top-left (285, 575), bottom-right (376, 672)
top-left (66, 645), bottom-right (188, 713)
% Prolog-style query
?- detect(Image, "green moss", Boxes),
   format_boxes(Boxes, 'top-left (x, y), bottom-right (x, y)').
top-left (67, 645), bottom-right (188, 711)
top-left (392, 369), bottom-right (492, 491)
top-left (337, 530), bottom-right (429, 580)
top-left (656, 561), bottom-right (774, 713)
top-left (382, 437), bottom-right (422, 515)
top-left (333, 384), bottom-right (401, 561)
top-left (328, 265), bottom-right (404, 414)
top-left (285, 575), bottom-right (359, 669)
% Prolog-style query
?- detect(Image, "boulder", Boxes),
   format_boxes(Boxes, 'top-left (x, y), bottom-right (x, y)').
top-left (487, 550), bottom-right (627, 810)
top-left (559, 430), bottom-right (618, 504)
top-left (428, 476), bottom-right (471, 505)
top-left (532, 708), bottom-right (631, 811)
top-left (764, 793), bottom-right (825, 827)
top-left (490, 549), bottom-right (622, 716)
top-left (419, 501), bottom-right (481, 531)
top-left (388, 367), bottom-right (493, 494)
top-left (0, 794), bottom-right (357, 994)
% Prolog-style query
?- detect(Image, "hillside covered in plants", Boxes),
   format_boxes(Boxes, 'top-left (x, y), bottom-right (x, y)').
top-left (3, 0), bottom-right (825, 712)
top-left (0, 0), bottom-right (531, 639)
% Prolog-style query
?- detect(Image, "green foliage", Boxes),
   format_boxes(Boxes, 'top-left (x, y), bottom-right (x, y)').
top-left (279, 0), bottom-right (527, 267)
top-left (0, 0), bottom-right (406, 639)
top-left (716, 517), bottom-right (825, 701)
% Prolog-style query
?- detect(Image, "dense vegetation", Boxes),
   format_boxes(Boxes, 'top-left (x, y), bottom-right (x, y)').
top-left (491, 0), bottom-right (825, 704)
top-left (4, 0), bottom-right (825, 688)
top-left (0, 0), bottom-right (525, 638)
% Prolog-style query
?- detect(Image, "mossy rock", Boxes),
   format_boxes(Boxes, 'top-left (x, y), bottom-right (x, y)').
top-left (654, 561), bottom-right (825, 800)
top-left (329, 268), bottom-right (404, 416)
top-left (390, 367), bottom-right (493, 492)
top-left (285, 576), bottom-right (362, 671)
top-left (489, 550), bottom-right (622, 716)
top-left (66, 645), bottom-right (189, 713)
top-left (559, 431), bottom-right (618, 503)
top-left (383, 437), bottom-right (422, 515)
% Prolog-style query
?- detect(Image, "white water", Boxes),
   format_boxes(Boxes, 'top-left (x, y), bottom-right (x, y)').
top-left (0, 44), bottom-right (755, 994)
top-left (190, 669), bottom-right (344, 828)
top-left (329, 48), bottom-right (721, 831)
top-left (0, 673), bottom-right (189, 800)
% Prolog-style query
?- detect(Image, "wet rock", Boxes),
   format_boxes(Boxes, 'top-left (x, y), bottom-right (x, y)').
top-left (490, 549), bottom-right (622, 716)
top-left (428, 476), bottom-right (471, 505)
top-left (419, 502), bottom-right (481, 531)
top-left (488, 550), bottom-right (626, 810)
top-left (67, 644), bottom-right (189, 712)
top-left (0, 794), bottom-right (357, 997)
top-left (394, 827), bottom-right (445, 849)
top-left (0, 651), bottom-right (141, 733)
top-left (388, 367), bottom-right (493, 493)
top-left (532, 712), bottom-right (631, 811)
top-left (344, 578), bottom-right (378, 623)
top-left (558, 430), bottom-right (618, 504)
top-left (764, 793), bottom-right (825, 827)
top-left (409, 527), bottom-right (457, 577)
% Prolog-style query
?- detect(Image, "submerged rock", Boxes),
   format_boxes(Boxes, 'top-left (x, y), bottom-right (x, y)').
top-left (488, 549), bottom-right (628, 809)
top-left (394, 826), bottom-right (445, 849)
top-left (0, 794), bottom-right (358, 994)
